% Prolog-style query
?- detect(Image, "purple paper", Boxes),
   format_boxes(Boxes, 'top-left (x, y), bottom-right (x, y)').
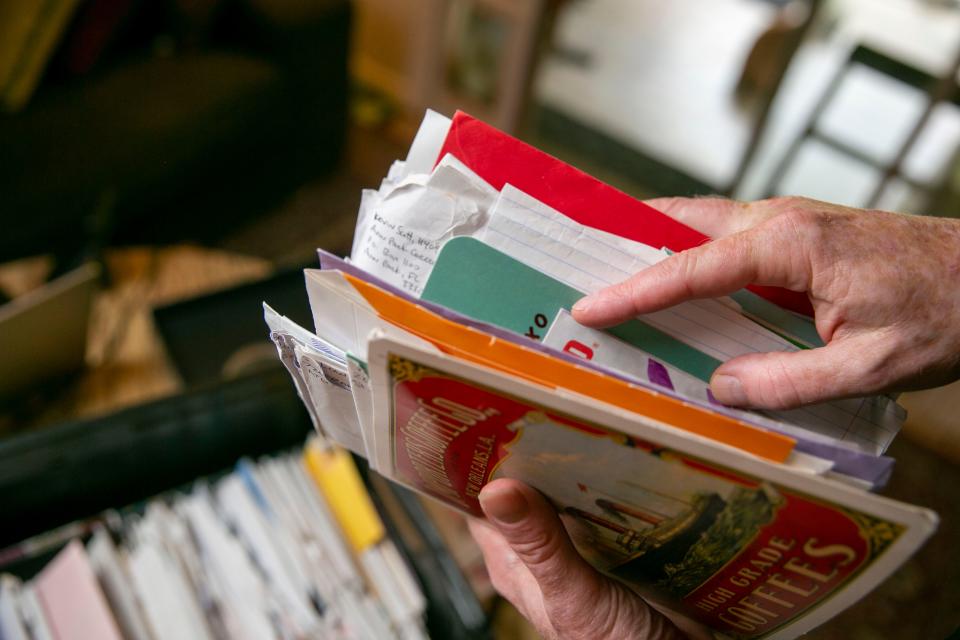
top-left (647, 360), bottom-right (675, 390)
top-left (317, 249), bottom-right (893, 487)
top-left (706, 389), bottom-right (723, 406)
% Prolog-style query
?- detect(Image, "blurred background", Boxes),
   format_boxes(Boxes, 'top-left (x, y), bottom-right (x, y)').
top-left (0, 0), bottom-right (959, 638)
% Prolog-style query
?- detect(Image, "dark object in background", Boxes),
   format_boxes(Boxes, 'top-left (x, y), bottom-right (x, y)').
top-left (359, 460), bottom-right (492, 640)
top-left (153, 265), bottom-right (313, 387)
top-left (0, 263), bottom-right (99, 404)
top-left (0, 0), bottom-right (351, 266)
top-left (0, 368), bottom-right (313, 548)
top-left (0, 373), bottom-right (490, 638)
top-left (0, 270), bottom-right (491, 638)
top-left (0, 263), bottom-right (317, 544)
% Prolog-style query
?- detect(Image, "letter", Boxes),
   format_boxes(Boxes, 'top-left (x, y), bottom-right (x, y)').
top-left (738, 567), bottom-right (762, 581)
top-left (752, 584), bottom-right (794, 609)
top-left (433, 397), bottom-right (487, 419)
top-left (730, 576), bottom-right (750, 588)
top-left (738, 596), bottom-right (778, 618)
top-left (770, 536), bottom-right (795, 551)
top-left (404, 429), bottom-right (451, 455)
top-left (563, 340), bottom-right (594, 360)
top-left (719, 612), bottom-right (756, 632)
top-left (757, 547), bottom-right (782, 563)
top-left (767, 573), bottom-right (819, 598)
top-left (784, 557), bottom-right (838, 584)
top-left (404, 437), bottom-right (449, 469)
top-left (432, 397), bottom-right (487, 423)
top-left (726, 607), bottom-right (767, 625)
top-left (406, 410), bottom-right (458, 441)
top-left (410, 407), bottom-right (466, 435)
top-left (803, 538), bottom-right (857, 567)
top-left (750, 558), bottom-right (774, 571)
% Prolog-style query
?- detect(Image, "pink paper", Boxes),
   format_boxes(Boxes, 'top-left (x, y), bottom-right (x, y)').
top-left (33, 540), bottom-right (123, 640)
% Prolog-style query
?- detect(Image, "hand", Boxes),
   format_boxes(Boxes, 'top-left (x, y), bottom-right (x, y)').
top-left (571, 196), bottom-right (960, 410)
top-left (469, 478), bottom-right (707, 640)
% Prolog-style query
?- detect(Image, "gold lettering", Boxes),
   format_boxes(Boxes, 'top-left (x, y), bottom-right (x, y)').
top-left (696, 587), bottom-right (736, 613)
top-left (718, 613), bottom-right (756, 632)
top-left (406, 411), bottom-right (458, 441)
top-left (400, 401), bottom-right (474, 507)
top-left (770, 536), bottom-right (795, 551)
top-left (416, 398), bottom-right (474, 430)
top-left (767, 573), bottom-right (819, 597)
top-left (726, 607), bottom-right (767, 625)
top-left (803, 538), bottom-right (857, 566)
top-left (739, 567), bottom-right (762, 581)
top-left (737, 596), bottom-right (778, 618)
top-left (431, 397), bottom-right (488, 422)
top-left (752, 584), bottom-right (794, 608)
top-left (757, 547), bottom-right (782, 563)
top-left (784, 557), bottom-right (837, 583)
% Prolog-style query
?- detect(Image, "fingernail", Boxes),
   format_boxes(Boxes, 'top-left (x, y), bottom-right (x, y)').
top-left (572, 297), bottom-right (595, 315)
top-left (479, 483), bottom-right (529, 525)
top-left (712, 374), bottom-right (747, 406)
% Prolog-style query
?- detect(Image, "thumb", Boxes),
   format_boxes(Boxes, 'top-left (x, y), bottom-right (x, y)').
top-left (478, 479), bottom-right (604, 601)
top-left (710, 335), bottom-right (882, 409)
top-left (479, 480), bottom-right (696, 640)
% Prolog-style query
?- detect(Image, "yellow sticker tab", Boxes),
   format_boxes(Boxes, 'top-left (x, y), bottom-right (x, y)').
top-left (304, 440), bottom-right (385, 552)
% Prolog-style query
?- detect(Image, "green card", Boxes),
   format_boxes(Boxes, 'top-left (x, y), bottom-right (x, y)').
top-left (421, 237), bottom-right (721, 382)
top-left (729, 290), bottom-right (823, 349)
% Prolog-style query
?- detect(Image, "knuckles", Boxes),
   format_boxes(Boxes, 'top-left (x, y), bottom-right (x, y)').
top-left (509, 520), bottom-right (567, 575)
top-left (658, 250), bottom-right (702, 299)
top-left (759, 195), bottom-right (851, 237)
top-left (755, 357), bottom-right (809, 409)
top-left (765, 198), bottom-right (827, 241)
top-left (761, 195), bottom-right (812, 215)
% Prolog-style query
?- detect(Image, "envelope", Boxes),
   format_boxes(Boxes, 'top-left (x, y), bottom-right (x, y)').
top-left (315, 251), bottom-right (895, 484)
top-left (421, 236), bottom-right (722, 382)
top-left (329, 269), bottom-right (796, 463)
top-left (436, 111), bottom-right (815, 317)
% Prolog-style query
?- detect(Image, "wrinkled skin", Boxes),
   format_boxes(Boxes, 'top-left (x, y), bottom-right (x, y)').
top-left (573, 196), bottom-right (960, 409)
top-left (471, 197), bottom-right (960, 639)
top-left (471, 479), bottom-right (708, 640)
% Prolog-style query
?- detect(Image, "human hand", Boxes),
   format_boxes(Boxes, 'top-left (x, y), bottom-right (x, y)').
top-left (469, 478), bottom-right (707, 640)
top-left (571, 196), bottom-right (960, 410)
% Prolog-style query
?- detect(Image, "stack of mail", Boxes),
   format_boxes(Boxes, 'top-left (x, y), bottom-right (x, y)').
top-left (266, 110), bottom-right (938, 639)
top-left (0, 444), bottom-right (426, 640)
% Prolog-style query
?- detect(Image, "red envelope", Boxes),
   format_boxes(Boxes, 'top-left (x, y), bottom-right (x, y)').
top-left (436, 111), bottom-right (814, 317)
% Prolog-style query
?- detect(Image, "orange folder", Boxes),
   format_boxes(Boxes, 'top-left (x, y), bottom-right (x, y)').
top-left (343, 273), bottom-right (795, 463)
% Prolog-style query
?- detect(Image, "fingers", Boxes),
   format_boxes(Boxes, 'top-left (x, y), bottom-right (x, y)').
top-left (710, 335), bottom-right (882, 409)
top-left (572, 217), bottom-right (811, 328)
top-left (476, 480), bottom-right (684, 640)
top-left (478, 479), bottom-right (606, 603)
top-left (644, 196), bottom-right (776, 239)
top-left (467, 517), bottom-right (543, 618)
